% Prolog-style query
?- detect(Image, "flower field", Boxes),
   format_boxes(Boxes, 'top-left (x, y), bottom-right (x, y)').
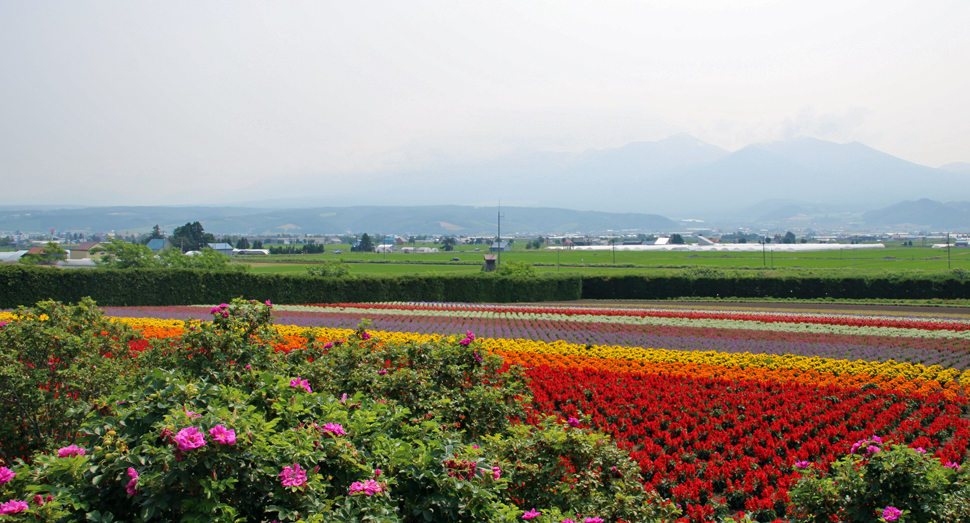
top-left (21, 301), bottom-right (965, 521)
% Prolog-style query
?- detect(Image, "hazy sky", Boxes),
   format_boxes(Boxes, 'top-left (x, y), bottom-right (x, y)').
top-left (1, 1), bottom-right (968, 205)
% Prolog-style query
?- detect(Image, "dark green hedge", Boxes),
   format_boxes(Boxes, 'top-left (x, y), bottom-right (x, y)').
top-left (579, 274), bottom-right (970, 301)
top-left (0, 266), bottom-right (582, 308)
top-left (3, 266), bottom-right (969, 307)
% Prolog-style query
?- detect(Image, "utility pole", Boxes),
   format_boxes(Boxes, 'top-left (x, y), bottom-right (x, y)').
top-left (612, 238), bottom-right (616, 264)
top-left (762, 237), bottom-right (766, 268)
top-left (947, 232), bottom-right (951, 270)
top-left (497, 202), bottom-right (505, 268)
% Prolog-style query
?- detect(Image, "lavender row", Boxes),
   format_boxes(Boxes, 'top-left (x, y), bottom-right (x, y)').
top-left (266, 312), bottom-right (970, 371)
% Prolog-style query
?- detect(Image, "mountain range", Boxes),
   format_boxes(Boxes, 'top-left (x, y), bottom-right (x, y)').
top-left (227, 134), bottom-right (969, 221)
top-left (0, 205), bottom-right (678, 237)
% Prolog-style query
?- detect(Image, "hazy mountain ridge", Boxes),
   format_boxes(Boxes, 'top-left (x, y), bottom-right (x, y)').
top-left (861, 199), bottom-right (970, 230)
top-left (228, 135), bottom-right (968, 220)
top-left (0, 205), bottom-right (679, 236)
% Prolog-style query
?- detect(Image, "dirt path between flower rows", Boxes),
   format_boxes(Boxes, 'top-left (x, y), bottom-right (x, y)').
top-left (524, 300), bottom-right (970, 318)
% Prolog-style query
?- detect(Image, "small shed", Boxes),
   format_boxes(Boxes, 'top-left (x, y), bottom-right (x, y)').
top-left (483, 254), bottom-right (497, 271)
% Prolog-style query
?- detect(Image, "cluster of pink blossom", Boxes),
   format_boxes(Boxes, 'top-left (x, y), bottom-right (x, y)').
top-left (348, 479), bottom-right (383, 496)
top-left (458, 330), bottom-right (476, 346)
top-left (560, 518), bottom-right (604, 523)
top-left (290, 377), bottom-right (312, 393)
top-left (57, 444), bottom-right (86, 458)
top-left (320, 422), bottom-right (346, 437)
top-left (209, 303), bottom-right (230, 318)
top-left (850, 435), bottom-right (883, 457)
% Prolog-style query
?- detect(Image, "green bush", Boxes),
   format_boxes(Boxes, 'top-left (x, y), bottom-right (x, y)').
top-left (0, 298), bottom-right (142, 462)
top-left (488, 416), bottom-right (681, 522)
top-left (788, 437), bottom-right (970, 523)
top-left (306, 261), bottom-right (353, 278)
top-left (492, 261), bottom-right (538, 277)
top-left (278, 328), bottom-right (529, 443)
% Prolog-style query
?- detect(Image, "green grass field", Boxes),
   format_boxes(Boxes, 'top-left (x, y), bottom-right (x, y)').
top-left (242, 244), bottom-right (970, 276)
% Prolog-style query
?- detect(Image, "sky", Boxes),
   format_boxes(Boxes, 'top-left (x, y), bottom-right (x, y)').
top-left (1, 0), bottom-right (968, 206)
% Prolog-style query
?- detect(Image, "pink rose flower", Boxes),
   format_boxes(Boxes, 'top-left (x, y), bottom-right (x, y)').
top-left (57, 444), bottom-right (86, 458)
top-left (0, 500), bottom-right (28, 515)
top-left (349, 479), bottom-right (383, 495)
top-left (0, 467), bottom-right (15, 485)
top-left (290, 377), bottom-right (312, 393)
top-left (522, 509), bottom-right (541, 520)
top-left (882, 506), bottom-right (902, 521)
top-left (566, 417), bottom-right (580, 428)
top-left (126, 467), bottom-right (139, 496)
top-left (174, 427), bottom-right (206, 451)
top-left (491, 466), bottom-right (501, 480)
top-left (209, 425), bottom-right (236, 445)
top-left (279, 463), bottom-right (307, 487)
top-left (584, 518), bottom-right (604, 523)
top-left (321, 422), bottom-right (346, 436)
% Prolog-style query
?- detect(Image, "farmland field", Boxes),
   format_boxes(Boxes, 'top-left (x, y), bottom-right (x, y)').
top-left (57, 299), bottom-right (970, 522)
top-left (241, 245), bottom-right (970, 276)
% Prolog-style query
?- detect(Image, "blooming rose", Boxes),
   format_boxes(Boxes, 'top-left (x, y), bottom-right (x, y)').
top-left (279, 463), bottom-right (307, 488)
top-left (126, 468), bottom-right (139, 496)
top-left (321, 422), bottom-right (346, 436)
top-left (174, 427), bottom-right (207, 451)
top-left (57, 445), bottom-right (85, 458)
top-left (566, 418), bottom-right (580, 428)
top-left (522, 509), bottom-right (541, 520)
top-left (0, 500), bottom-right (28, 515)
top-left (209, 425), bottom-right (236, 445)
top-left (0, 467), bottom-right (14, 485)
top-left (349, 479), bottom-right (383, 495)
top-left (882, 506), bottom-right (902, 522)
top-left (290, 377), bottom-right (312, 393)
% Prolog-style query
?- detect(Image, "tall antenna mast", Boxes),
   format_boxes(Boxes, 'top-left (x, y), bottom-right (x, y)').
top-left (497, 201), bottom-right (505, 267)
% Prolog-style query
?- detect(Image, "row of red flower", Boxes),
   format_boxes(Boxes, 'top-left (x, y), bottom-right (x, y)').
top-left (300, 302), bottom-right (970, 332)
top-left (523, 365), bottom-right (969, 522)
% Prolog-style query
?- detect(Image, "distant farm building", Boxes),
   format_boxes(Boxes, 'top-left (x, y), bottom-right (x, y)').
top-left (146, 239), bottom-right (173, 253)
top-left (69, 241), bottom-right (103, 259)
top-left (206, 243), bottom-right (234, 256)
top-left (490, 241), bottom-right (511, 252)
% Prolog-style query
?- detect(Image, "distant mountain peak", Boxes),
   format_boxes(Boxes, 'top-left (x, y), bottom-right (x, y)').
top-left (940, 162), bottom-right (970, 174)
